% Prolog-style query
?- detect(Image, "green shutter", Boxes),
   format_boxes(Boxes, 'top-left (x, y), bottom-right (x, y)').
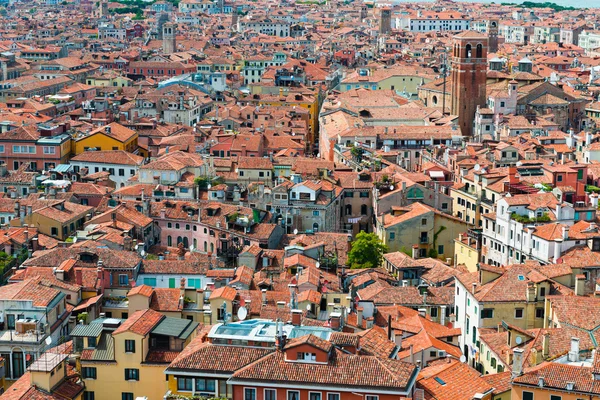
top-left (169, 278), bottom-right (176, 288)
top-left (143, 278), bottom-right (157, 287)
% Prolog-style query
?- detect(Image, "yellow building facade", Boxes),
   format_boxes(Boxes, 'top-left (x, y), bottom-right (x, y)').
top-left (76, 309), bottom-right (198, 400)
top-left (73, 123), bottom-right (138, 155)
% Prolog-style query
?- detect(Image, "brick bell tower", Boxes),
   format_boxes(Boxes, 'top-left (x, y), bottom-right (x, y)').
top-left (450, 31), bottom-right (488, 137)
top-left (487, 19), bottom-right (499, 53)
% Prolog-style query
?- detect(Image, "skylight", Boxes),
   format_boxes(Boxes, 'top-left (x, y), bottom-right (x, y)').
top-left (434, 377), bottom-right (446, 386)
top-left (518, 275), bottom-right (525, 281)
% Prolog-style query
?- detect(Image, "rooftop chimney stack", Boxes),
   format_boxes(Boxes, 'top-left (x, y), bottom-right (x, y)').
top-left (568, 337), bottom-right (580, 362)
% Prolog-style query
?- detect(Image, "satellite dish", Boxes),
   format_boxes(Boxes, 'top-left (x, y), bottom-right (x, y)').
top-left (207, 184), bottom-right (212, 190)
top-left (293, 229), bottom-right (298, 235)
top-left (459, 355), bottom-right (466, 363)
top-left (237, 306), bottom-right (248, 321)
top-left (474, 164), bottom-right (481, 171)
top-left (315, 261), bottom-right (320, 268)
top-left (141, 250), bottom-right (146, 257)
top-left (390, 185), bottom-right (395, 191)
top-left (306, 304), bottom-right (312, 311)
top-left (516, 336), bottom-right (523, 345)
top-left (45, 336), bottom-right (52, 346)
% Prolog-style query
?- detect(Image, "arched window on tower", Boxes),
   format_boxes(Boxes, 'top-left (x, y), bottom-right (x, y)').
top-left (466, 44), bottom-right (472, 59)
top-left (476, 43), bottom-right (483, 59)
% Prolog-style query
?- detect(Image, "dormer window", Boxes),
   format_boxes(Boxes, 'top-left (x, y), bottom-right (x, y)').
top-left (298, 352), bottom-right (316, 361)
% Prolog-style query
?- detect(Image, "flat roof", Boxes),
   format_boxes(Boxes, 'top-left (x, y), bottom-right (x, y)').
top-left (29, 353), bottom-right (67, 372)
top-left (208, 319), bottom-right (332, 342)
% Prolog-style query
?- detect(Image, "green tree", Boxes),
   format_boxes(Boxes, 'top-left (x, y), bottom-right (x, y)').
top-left (348, 232), bottom-right (388, 269)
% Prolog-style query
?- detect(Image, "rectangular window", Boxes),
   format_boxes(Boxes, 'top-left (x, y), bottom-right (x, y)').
top-left (177, 377), bottom-right (193, 391)
top-left (389, 232), bottom-right (395, 241)
top-left (82, 367), bottom-right (97, 379)
top-left (125, 340), bottom-right (135, 353)
top-left (83, 392), bottom-right (95, 400)
top-left (550, 396), bottom-right (561, 400)
top-left (87, 337), bottom-right (96, 348)
top-left (481, 309), bottom-right (494, 319)
top-left (515, 309), bottom-right (524, 319)
top-left (313, 210), bottom-right (320, 216)
top-left (344, 192), bottom-right (354, 198)
top-left (360, 192), bottom-right (369, 198)
top-left (119, 274), bottom-right (128, 286)
top-left (43, 146), bottom-right (56, 154)
top-left (244, 389), bottom-right (257, 400)
top-left (119, 169), bottom-right (125, 176)
top-left (124, 368), bottom-right (139, 381)
top-left (309, 393), bottom-right (321, 400)
top-left (327, 394), bottom-right (340, 400)
top-left (522, 392), bottom-right (534, 400)
top-left (188, 278), bottom-right (202, 289)
top-left (122, 393), bottom-right (134, 400)
top-left (265, 389), bottom-right (277, 400)
top-left (366, 396), bottom-right (379, 400)
top-left (288, 391), bottom-right (300, 400)
top-left (143, 277), bottom-right (157, 287)
top-left (195, 378), bottom-right (215, 392)
top-left (535, 308), bottom-right (544, 319)
top-left (430, 307), bottom-right (438, 318)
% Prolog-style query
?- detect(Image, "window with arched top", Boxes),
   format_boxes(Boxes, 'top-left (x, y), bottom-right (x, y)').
top-left (432, 95), bottom-right (438, 105)
top-left (345, 205), bottom-right (352, 216)
top-left (476, 43), bottom-right (483, 59)
top-left (313, 223), bottom-right (319, 232)
top-left (361, 205), bottom-right (368, 216)
top-left (466, 44), bottom-right (472, 59)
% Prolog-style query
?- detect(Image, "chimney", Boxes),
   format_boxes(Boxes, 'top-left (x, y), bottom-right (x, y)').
top-left (440, 305), bottom-right (446, 326)
top-left (160, 208), bottom-right (166, 219)
top-left (508, 166), bottom-right (519, 185)
top-left (538, 377), bottom-right (544, 388)
top-left (262, 289), bottom-right (267, 305)
top-left (568, 337), bottom-right (580, 362)
top-left (472, 282), bottom-right (477, 294)
top-left (123, 235), bottom-right (132, 251)
top-left (575, 274), bottom-right (586, 296)
top-left (291, 309), bottom-right (302, 326)
top-left (512, 348), bottom-right (524, 378)
top-left (526, 282), bottom-right (536, 302)
top-left (418, 308), bottom-right (426, 317)
top-left (14, 200), bottom-right (20, 218)
top-left (562, 226), bottom-right (569, 240)
top-left (556, 203), bottom-right (562, 221)
top-left (554, 238), bottom-right (562, 262)
top-left (402, 280), bottom-right (408, 287)
top-left (410, 344), bottom-right (414, 364)
top-left (412, 244), bottom-right (419, 259)
top-left (276, 301), bottom-right (285, 309)
top-left (357, 306), bottom-right (363, 327)
top-left (75, 268), bottom-right (83, 286)
top-left (26, 205), bottom-right (32, 216)
top-left (330, 312), bottom-right (341, 330)
top-left (542, 332), bottom-right (550, 359)
top-left (591, 193), bottom-right (599, 209)
top-left (23, 230), bottom-right (28, 242)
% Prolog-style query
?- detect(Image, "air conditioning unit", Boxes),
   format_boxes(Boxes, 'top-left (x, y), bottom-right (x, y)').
top-left (437, 350), bottom-right (447, 357)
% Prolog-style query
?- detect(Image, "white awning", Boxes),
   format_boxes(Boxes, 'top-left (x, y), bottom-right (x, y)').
top-left (429, 170), bottom-right (445, 178)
